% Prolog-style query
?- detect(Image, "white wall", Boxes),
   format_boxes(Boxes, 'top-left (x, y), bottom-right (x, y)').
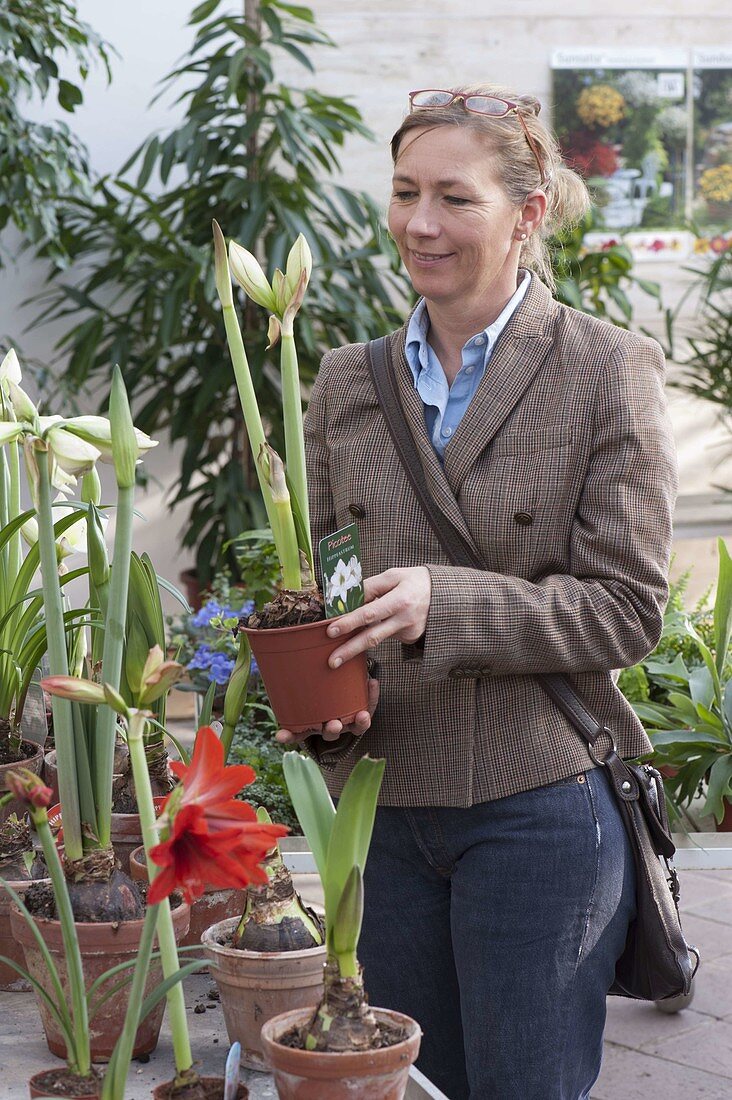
top-left (1, 0), bottom-right (731, 598)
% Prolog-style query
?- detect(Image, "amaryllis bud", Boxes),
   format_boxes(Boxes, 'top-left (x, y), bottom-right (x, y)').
top-left (8, 380), bottom-right (38, 425)
top-left (5, 768), bottom-right (53, 809)
top-left (42, 675), bottom-right (106, 705)
top-left (212, 220), bottom-right (233, 309)
top-left (109, 366), bottom-right (139, 489)
top-left (228, 241), bottom-right (276, 311)
top-left (0, 348), bottom-right (22, 387)
top-left (272, 269), bottom-right (288, 315)
top-left (137, 645), bottom-right (183, 706)
top-left (284, 234), bottom-right (312, 302)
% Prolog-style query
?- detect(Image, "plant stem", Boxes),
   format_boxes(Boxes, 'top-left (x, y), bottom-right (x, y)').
top-left (7, 439), bottom-right (21, 584)
top-left (36, 449), bottom-right (84, 860)
top-left (221, 301), bottom-right (277, 536)
top-left (127, 712), bottom-right (194, 1077)
top-left (102, 897), bottom-right (158, 1100)
top-left (33, 808), bottom-right (90, 1076)
top-left (280, 332), bottom-right (310, 556)
top-left (95, 483), bottom-right (134, 849)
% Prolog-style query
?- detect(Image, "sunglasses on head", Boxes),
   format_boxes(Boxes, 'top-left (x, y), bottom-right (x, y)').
top-left (408, 88), bottom-right (550, 188)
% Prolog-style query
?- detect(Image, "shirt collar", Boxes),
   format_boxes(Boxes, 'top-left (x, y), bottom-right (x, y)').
top-left (405, 269), bottom-right (532, 387)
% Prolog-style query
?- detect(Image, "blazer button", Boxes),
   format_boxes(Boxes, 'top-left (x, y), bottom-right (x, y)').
top-left (513, 511), bottom-right (533, 526)
top-left (348, 503), bottom-right (366, 519)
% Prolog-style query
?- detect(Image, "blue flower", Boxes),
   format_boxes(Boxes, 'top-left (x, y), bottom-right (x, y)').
top-left (208, 653), bottom-right (235, 685)
top-left (188, 644), bottom-right (214, 671)
top-left (190, 601), bottom-right (225, 628)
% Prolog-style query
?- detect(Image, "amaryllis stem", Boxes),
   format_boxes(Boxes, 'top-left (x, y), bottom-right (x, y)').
top-left (36, 449), bottom-right (84, 861)
top-left (127, 712), bottom-right (194, 1076)
top-left (32, 807), bottom-right (90, 1076)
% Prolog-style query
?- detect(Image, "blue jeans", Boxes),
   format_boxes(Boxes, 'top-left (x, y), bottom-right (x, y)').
top-left (359, 768), bottom-right (635, 1100)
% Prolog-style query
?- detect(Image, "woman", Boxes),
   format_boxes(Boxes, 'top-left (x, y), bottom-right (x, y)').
top-left (278, 86), bottom-right (678, 1099)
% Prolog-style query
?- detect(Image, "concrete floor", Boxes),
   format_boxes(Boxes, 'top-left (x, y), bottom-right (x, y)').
top-left (1, 867), bottom-right (731, 1099)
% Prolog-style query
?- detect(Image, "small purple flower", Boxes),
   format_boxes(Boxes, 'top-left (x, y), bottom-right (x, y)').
top-left (208, 653), bottom-right (235, 685)
top-left (188, 644), bottom-right (214, 671)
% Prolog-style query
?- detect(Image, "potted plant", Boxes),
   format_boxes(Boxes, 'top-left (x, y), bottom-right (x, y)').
top-left (1, 358), bottom-right (202, 1061)
top-left (3, 700), bottom-right (278, 1098)
top-left (633, 536), bottom-right (732, 828)
top-left (259, 752), bottom-right (421, 1099)
top-left (212, 223), bottom-right (369, 731)
top-left (202, 809), bottom-right (326, 1070)
top-left (0, 349), bottom-right (60, 817)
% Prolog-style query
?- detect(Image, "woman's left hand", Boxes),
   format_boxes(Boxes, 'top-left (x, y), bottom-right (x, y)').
top-left (326, 566), bottom-right (432, 666)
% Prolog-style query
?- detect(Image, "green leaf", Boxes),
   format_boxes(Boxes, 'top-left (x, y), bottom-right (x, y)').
top-left (323, 756), bottom-right (384, 947)
top-left (703, 755), bottom-right (732, 823)
top-left (332, 864), bottom-right (363, 957)
top-left (282, 752), bottom-right (335, 881)
top-left (689, 666), bottom-right (715, 713)
top-left (714, 538), bottom-right (732, 676)
top-left (57, 79), bottom-right (83, 113)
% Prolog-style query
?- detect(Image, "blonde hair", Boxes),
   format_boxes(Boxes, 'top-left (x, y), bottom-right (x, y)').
top-left (391, 84), bottom-right (590, 289)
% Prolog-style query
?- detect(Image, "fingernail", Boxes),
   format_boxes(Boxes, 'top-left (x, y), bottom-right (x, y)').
top-left (328, 625), bottom-right (340, 637)
top-left (331, 657), bottom-right (342, 668)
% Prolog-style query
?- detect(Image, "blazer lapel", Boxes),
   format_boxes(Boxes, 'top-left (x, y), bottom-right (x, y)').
top-left (388, 328), bottom-right (483, 559)
top-left (443, 276), bottom-right (559, 493)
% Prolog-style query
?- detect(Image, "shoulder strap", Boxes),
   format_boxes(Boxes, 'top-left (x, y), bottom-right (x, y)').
top-left (363, 336), bottom-right (625, 762)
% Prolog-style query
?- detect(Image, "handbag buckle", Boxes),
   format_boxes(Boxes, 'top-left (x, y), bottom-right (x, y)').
top-left (588, 726), bottom-right (618, 767)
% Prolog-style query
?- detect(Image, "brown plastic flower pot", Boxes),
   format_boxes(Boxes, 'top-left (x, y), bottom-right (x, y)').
top-left (152, 1077), bottom-right (248, 1100)
top-left (241, 618), bottom-right (369, 733)
top-left (129, 844), bottom-right (247, 960)
top-left (11, 898), bottom-right (190, 1062)
top-left (202, 916), bottom-right (326, 1071)
top-left (260, 1006), bottom-right (422, 1099)
top-left (0, 739), bottom-right (45, 824)
top-left (28, 1067), bottom-right (102, 1098)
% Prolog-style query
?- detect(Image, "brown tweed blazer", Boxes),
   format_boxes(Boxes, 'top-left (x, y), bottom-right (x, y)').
top-left (304, 274), bottom-right (678, 806)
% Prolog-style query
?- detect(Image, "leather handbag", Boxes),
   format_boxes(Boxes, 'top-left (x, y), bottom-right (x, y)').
top-left (365, 334), bottom-right (699, 1002)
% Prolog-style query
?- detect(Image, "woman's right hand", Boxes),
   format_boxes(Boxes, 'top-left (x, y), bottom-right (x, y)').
top-left (275, 676), bottom-right (380, 747)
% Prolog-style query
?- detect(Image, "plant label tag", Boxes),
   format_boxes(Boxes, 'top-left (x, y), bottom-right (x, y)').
top-left (319, 523), bottom-right (365, 618)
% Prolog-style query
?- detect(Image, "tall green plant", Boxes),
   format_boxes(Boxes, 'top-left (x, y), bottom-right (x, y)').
top-left (35, 0), bottom-right (407, 582)
top-left (0, 0), bottom-right (111, 269)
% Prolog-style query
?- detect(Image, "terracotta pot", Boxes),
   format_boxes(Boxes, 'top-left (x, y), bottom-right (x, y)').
top-left (0, 871), bottom-right (50, 991)
top-left (0, 739), bottom-right (44, 824)
top-left (129, 844), bottom-right (247, 959)
top-left (28, 1067), bottom-right (102, 1099)
top-left (202, 916), bottom-right (326, 1071)
top-left (152, 1077), bottom-right (248, 1100)
top-left (46, 795), bottom-right (168, 875)
top-left (241, 618), bottom-right (369, 733)
top-left (260, 1006), bottom-right (421, 1100)
top-left (179, 566), bottom-right (204, 611)
top-left (11, 898), bottom-right (190, 1062)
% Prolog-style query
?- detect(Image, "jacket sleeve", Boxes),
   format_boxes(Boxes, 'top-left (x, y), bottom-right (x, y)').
top-left (418, 338), bottom-right (678, 681)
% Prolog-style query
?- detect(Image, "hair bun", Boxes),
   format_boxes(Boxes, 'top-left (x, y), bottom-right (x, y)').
top-left (516, 95), bottom-right (541, 117)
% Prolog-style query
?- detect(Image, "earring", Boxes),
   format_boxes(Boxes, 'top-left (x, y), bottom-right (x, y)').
top-left (518, 231), bottom-right (527, 240)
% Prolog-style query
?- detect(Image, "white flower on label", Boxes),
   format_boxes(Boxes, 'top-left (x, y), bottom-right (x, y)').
top-left (344, 555), bottom-right (362, 590)
top-left (229, 241), bottom-right (277, 312)
top-left (328, 559), bottom-right (351, 605)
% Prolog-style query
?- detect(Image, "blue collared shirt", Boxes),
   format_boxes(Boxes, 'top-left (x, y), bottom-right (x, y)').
top-left (405, 271), bottom-right (531, 459)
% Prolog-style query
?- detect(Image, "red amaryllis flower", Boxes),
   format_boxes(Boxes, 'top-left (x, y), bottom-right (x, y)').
top-left (147, 725), bottom-right (288, 904)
